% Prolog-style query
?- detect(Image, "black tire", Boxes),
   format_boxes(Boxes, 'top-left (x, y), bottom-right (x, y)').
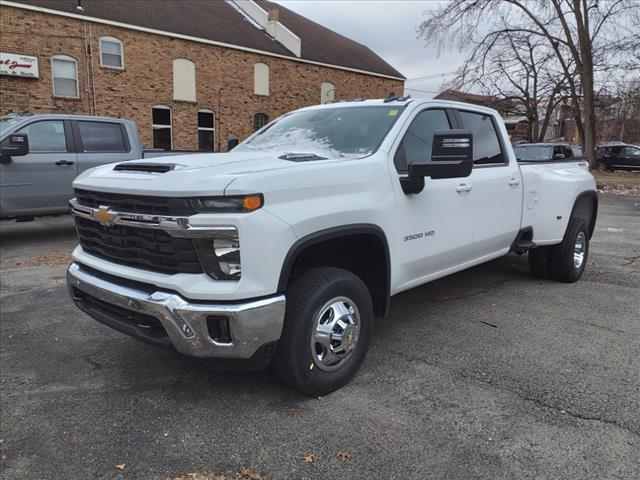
top-left (550, 218), bottom-right (589, 283)
top-left (272, 267), bottom-right (373, 396)
top-left (528, 246), bottom-right (555, 279)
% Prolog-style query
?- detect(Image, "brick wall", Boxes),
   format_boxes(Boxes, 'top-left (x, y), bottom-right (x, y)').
top-left (0, 5), bottom-right (403, 150)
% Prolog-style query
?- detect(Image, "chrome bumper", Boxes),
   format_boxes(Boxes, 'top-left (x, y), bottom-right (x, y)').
top-left (67, 262), bottom-right (286, 359)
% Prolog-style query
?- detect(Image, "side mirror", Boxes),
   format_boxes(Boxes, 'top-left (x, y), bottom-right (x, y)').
top-left (227, 137), bottom-right (239, 151)
top-left (401, 130), bottom-right (473, 194)
top-left (1, 133), bottom-right (29, 163)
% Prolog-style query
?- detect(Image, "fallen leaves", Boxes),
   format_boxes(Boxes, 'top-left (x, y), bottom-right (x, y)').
top-left (239, 468), bottom-right (263, 480)
top-left (380, 428), bottom-right (392, 438)
top-left (115, 463), bottom-right (126, 470)
top-left (302, 452), bottom-right (316, 463)
top-left (168, 469), bottom-right (263, 480)
top-left (286, 410), bottom-right (303, 417)
top-left (336, 450), bottom-right (352, 461)
top-left (13, 248), bottom-right (72, 268)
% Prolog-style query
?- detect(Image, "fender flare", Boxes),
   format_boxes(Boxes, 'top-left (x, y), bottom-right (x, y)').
top-left (277, 223), bottom-right (391, 314)
top-left (569, 190), bottom-right (598, 239)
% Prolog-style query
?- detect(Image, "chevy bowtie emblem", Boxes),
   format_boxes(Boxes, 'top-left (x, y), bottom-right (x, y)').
top-left (92, 205), bottom-right (117, 226)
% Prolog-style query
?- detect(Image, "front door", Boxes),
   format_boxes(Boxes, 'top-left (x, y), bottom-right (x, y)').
top-left (0, 119), bottom-right (77, 215)
top-left (389, 108), bottom-right (475, 293)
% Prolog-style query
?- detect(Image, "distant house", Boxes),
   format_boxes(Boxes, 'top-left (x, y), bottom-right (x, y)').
top-left (0, 0), bottom-right (405, 150)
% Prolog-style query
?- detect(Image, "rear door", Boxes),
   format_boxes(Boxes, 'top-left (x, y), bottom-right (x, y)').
top-left (456, 109), bottom-right (522, 257)
top-left (72, 120), bottom-right (133, 174)
top-left (389, 108), bottom-right (475, 290)
top-left (0, 119), bottom-right (77, 214)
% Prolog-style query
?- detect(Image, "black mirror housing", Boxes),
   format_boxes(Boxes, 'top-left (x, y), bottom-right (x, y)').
top-left (408, 129), bottom-right (473, 180)
top-left (1, 133), bottom-right (29, 161)
top-left (227, 137), bottom-right (239, 151)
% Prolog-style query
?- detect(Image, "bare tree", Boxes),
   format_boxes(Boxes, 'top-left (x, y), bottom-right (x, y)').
top-left (452, 30), bottom-right (572, 142)
top-left (418, 0), bottom-right (640, 168)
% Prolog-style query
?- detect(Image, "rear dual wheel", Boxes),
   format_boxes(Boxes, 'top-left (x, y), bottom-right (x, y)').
top-left (528, 218), bottom-right (589, 283)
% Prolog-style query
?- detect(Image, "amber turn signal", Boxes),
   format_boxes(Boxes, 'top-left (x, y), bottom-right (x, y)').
top-left (242, 194), bottom-right (263, 211)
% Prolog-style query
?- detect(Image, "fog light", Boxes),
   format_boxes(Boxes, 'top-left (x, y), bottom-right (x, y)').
top-left (193, 228), bottom-right (241, 280)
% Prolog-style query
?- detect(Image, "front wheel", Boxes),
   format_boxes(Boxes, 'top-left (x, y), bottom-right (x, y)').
top-left (272, 267), bottom-right (373, 396)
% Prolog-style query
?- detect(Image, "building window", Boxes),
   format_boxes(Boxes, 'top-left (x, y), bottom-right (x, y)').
top-left (173, 58), bottom-right (196, 102)
top-left (254, 62), bottom-right (269, 96)
top-left (51, 55), bottom-right (78, 98)
top-left (152, 105), bottom-right (172, 150)
top-left (254, 113), bottom-right (269, 131)
top-left (198, 109), bottom-right (215, 151)
top-left (321, 82), bottom-right (335, 103)
top-left (99, 36), bottom-right (124, 69)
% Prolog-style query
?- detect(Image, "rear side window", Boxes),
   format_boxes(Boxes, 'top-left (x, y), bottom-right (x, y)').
top-left (394, 109), bottom-right (450, 172)
top-left (457, 111), bottom-right (505, 165)
top-left (78, 121), bottom-right (127, 152)
top-left (16, 120), bottom-right (68, 152)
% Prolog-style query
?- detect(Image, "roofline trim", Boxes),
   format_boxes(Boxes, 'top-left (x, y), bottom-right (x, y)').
top-left (1, 1), bottom-right (406, 81)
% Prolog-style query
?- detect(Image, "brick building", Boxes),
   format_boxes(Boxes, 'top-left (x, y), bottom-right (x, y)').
top-left (0, 0), bottom-right (404, 150)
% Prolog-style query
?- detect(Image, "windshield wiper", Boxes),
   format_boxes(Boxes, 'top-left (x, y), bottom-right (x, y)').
top-left (278, 152), bottom-right (327, 162)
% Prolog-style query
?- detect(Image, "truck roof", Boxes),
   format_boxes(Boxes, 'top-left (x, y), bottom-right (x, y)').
top-left (1, 113), bottom-right (126, 122)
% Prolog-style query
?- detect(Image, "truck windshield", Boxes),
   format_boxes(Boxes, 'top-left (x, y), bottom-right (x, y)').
top-left (513, 145), bottom-right (552, 161)
top-left (237, 105), bottom-right (406, 159)
top-left (0, 117), bottom-right (23, 136)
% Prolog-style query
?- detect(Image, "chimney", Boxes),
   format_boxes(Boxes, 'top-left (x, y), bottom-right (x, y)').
top-left (267, 6), bottom-right (279, 22)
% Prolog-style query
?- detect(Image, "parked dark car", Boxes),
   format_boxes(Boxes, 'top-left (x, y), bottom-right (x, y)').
top-left (513, 143), bottom-right (577, 162)
top-left (595, 144), bottom-right (640, 171)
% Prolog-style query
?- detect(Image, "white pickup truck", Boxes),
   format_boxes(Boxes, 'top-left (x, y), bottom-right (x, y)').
top-left (66, 98), bottom-right (597, 395)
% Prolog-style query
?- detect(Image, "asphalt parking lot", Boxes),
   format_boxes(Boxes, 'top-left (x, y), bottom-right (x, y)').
top-left (1, 195), bottom-right (639, 480)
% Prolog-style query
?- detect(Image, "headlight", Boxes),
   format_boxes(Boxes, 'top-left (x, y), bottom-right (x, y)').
top-left (190, 194), bottom-right (263, 213)
top-left (194, 228), bottom-right (241, 280)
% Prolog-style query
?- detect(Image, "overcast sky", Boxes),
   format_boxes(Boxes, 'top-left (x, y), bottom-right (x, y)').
top-left (273, 0), bottom-right (468, 98)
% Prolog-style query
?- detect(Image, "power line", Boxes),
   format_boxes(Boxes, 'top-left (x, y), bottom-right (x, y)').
top-left (405, 71), bottom-right (458, 81)
top-left (404, 87), bottom-right (441, 94)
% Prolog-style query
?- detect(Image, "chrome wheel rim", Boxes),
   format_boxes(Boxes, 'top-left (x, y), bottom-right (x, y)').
top-left (574, 231), bottom-right (586, 269)
top-left (310, 297), bottom-right (360, 372)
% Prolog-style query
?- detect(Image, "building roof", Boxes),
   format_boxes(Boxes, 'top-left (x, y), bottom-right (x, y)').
top-left (8, 0), bottom-right (404, 80)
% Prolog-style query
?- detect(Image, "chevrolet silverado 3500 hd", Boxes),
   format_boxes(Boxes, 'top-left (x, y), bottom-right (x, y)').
top-left (66, 98), bottom-right (597, 395)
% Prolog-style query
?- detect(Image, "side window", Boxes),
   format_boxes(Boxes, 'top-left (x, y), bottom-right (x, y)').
top-left (394, 109), bottom-right (450, 173)
top-left (623, 147), bottom-right (640, 157)
top-left (16, 120), bottom-right (68, 152)
top-left (78, 121), bottom-right (127, 152)
top-left (563, 146), bottom-right (574, 159)
top-left (457, 111), bottom-right (505, 165)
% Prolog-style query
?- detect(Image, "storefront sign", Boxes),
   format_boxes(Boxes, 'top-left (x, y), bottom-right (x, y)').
top-left (0, 53), bottom-right (39, 78)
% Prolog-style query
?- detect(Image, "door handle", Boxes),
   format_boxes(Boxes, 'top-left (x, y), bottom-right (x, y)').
top-left (55, 160), bottom-right (75, 166)
top-left (508, 177), bottom-right (520, 186)
top-left (456, 183), bottom-right (472, 193)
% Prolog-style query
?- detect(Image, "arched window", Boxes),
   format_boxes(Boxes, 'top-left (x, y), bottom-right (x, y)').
top-left (151, 105), bottom-right (172, 150)
top-left (321, 82), bottom-right (335, 103)
top-left (254, 62), bottom-right (269, 96)
top-left (254, 113), bottom-right (269, 131)
top-left (198, 109), bottom-right (215, 151)
top-left (51, 55), bottom-right (78, 98)
top-left (99, 36), bottom-right (124, 69)
top-left (173, 58), bottom-right (196, 102)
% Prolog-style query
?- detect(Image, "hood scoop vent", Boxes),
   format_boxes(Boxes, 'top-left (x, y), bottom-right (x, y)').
top-left (113, 163), bottom-right (176, 173)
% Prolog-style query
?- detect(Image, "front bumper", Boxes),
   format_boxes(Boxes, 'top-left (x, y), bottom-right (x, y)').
top-left (67, 262), bottom-right (286, 359)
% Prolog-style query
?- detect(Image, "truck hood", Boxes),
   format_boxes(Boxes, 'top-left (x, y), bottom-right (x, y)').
top-left (73, 151), bottom-right (302, 196)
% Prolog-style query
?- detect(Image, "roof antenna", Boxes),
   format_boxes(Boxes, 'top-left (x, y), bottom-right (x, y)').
top-left (76, 0), bottom-right (84, 11)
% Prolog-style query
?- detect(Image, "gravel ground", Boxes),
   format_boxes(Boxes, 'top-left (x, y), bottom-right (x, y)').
top-left (1, 195), bottom-right (639, 480)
